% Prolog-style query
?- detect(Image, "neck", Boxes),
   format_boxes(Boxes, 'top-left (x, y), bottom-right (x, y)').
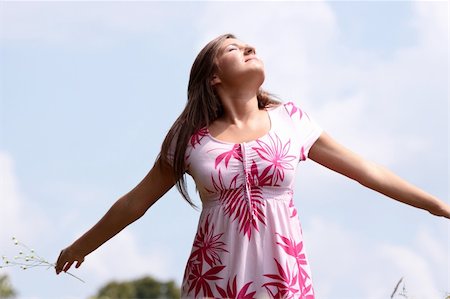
top-left (215, 86), bottom-right (261, 125)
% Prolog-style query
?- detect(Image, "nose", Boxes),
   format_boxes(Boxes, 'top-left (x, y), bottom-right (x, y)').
top-left (244, 46), bottom-right (256, 55)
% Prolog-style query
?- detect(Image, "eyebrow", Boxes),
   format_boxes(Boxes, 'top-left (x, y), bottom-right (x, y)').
top-left (220, 42), bottom-right (250, 54)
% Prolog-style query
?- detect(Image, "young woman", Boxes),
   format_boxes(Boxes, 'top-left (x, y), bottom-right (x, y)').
top-left (55, 34), bottom-right (449, 299)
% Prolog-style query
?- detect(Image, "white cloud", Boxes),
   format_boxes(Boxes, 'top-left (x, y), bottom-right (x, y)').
top-left (411, 1), bottom-right (448, 50)
top-left (305, 216), bottom-right (447, 299)
top-left (380, 244), bottom-right (441, 299)
top-left (314, 91), bottom-right (406, 165)
top-left (0, 2), bottom-right (184, 48)
top-left (0, 152), bottom-right (52, 299)
top-left (416, 227), bottom-right (448, 269)
top-left (0, 151), bottom-right (48, 246)
top-left (83, 229), bottom-right (173, 286)
top-left (0, 152), bottom-right (22, 240)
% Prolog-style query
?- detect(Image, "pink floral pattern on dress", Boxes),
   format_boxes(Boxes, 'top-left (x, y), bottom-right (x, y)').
top-left (214, 144), bottom-right (243, 168)
top-left (252, 133), bottom-right (297, 186)
top-left (183, 214), bottom-right (228, 297)
top-left (263, 258), bottom-right (300, 298)
top-left (180, 102), bottom-right (322, 299)
top-left (206, 170), bottom-right (266, 240)
top-left (300, 146), bottom-right (306, 161)
top-left (186, 263), bottom-right (225, 298)
top-left (263, 233), bottom-right (315, 299)
top-left (216, 276), bottom-right (256, 299)
top-left (189, 214), bottom-right (228, 267)
top-left (289, 198), bottom-right (298, 218)
top-left (276, 233), bottom-right (313, 295)
top-left (190, 127), bottom-right (208, 148)
top-left (284, 101), bottom-right (304, 119)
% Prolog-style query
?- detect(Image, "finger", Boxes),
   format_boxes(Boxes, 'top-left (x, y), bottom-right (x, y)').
top-left (55, 252), bottom-right (66, 274)
top-left (56, 250), bottom-right (64, 262)
top-left (56, 260), bottom-right (68, 275)
top-left (56, 262), bottom-right (67, 275)
top-left (63, 261), bottom-right (74, 273)
top-left (75, 259), bottom-right (84, 269)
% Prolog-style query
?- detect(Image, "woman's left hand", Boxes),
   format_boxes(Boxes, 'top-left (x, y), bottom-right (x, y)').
top-left (429, 201), bottom-right (450, 219)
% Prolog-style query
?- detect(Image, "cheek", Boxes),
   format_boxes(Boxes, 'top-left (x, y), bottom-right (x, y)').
top-left (217, 56), bottom-right (240, 76)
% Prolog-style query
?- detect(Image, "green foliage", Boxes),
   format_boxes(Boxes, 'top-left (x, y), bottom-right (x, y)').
top-left (90, 275), bottom-right (180, 299)
top-left (0, 274), bottom-right (17, 298)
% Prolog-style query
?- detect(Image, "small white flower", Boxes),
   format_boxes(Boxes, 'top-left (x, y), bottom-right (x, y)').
top-left (2, 236), bottom-right (85, 283)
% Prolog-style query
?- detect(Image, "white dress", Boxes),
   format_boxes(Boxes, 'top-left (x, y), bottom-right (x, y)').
top-left (180, 102), bottom-right (322, 299)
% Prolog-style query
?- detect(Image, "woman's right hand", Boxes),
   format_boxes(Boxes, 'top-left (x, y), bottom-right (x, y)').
top-left (55, 245), bottom-right (85, 275)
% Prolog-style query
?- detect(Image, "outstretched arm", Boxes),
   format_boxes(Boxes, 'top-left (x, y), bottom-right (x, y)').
top-left (55, 158), bottom-right (176, 274)
top-left (308, 132), bottom-right (450, 219)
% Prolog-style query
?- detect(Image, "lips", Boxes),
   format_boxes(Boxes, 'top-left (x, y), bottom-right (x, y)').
top-left (245, 56), bottom-right (258, 62)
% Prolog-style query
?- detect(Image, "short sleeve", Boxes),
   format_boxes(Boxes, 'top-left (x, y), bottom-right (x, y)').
top-left (165, 128), bottom-right (204, 173)
top-left (283, 101), bottom-right (323, 161)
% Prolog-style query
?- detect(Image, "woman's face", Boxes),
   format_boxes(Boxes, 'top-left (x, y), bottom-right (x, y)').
top-left (212, 38), bottom-right (265, 88)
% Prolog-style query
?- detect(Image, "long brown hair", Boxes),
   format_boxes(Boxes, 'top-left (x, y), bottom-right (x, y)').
top-left (159, 33), bottom-right (280, 207)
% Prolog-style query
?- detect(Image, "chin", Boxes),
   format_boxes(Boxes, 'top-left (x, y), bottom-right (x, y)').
top-left (233, 67), bottom-right (265, 88)
top-left (253, 69), bottom-right (265, 87)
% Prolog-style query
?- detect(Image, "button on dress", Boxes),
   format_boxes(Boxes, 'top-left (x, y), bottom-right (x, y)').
top-left (179, 102), bottom-right (323, 299)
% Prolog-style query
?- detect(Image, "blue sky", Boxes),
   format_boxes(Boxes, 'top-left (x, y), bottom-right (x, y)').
top-left (0, 1), bottom-right (448, 299)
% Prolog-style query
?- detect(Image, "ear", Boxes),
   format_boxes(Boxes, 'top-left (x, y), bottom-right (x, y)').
top-left (210, 74), bottom-right (221, 86)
